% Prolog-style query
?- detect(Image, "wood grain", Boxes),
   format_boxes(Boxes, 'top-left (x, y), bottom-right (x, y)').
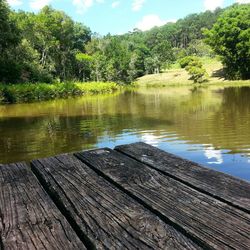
top-left (32, 154), bottom-right (200, 250)
top-left (0, 163), bottom-right (85, 250)
top-left (76, 148), bottom-right (250, 250)
top-left (115, 142), bottom-right (250, 213)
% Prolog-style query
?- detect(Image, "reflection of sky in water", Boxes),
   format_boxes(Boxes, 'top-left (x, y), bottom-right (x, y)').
top-left (247, 153), bottom-right (250, 163)
top-left (141, 133), bottom-right (159, 147)
top-left (204, 145), bottom-right (223, 165)
top-left (97, 130), bottom-right (250, 182)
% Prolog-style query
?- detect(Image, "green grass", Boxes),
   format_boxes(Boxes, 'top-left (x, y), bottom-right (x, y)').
top-left (0, 81), bottom-right (119, 104)
top-left (136, 57), bottom-right (250, 87)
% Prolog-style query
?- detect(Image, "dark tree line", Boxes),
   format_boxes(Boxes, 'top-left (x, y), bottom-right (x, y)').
top-left (0, 0), bottom-right (249, 84)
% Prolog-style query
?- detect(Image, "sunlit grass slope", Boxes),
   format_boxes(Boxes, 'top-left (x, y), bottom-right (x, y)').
top-left (136, 58), bottom-right (250, 87)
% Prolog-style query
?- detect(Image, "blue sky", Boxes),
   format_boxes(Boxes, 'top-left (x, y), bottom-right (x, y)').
top-left (7, 0), bottom-right (249, 35)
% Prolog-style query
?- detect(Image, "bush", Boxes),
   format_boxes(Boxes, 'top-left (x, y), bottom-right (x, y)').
top-left (186, 65), bottom-right (208, 83)
top-left (0, 82), bottom-right (119, 104)
top-left (179, 56), bottom-right (199, 68)
top-left (185, 59), bottom-right (208, 83)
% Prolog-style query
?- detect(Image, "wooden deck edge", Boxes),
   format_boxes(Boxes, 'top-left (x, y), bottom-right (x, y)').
top-left (115, 146), bottom-right (249, 214)
top-left (115, 142), bottom-right (250, 184)
top-left (115, 142), bottom-right (250, 214)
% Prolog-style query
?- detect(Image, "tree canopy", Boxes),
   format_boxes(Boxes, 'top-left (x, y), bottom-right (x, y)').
top-left (0, 2), bottom-right (91, 83)
top-left (205, 4), bottom-right (250, 79)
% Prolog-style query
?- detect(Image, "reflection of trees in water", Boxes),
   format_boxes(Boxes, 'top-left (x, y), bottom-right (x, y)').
top-left (0, 112), bottom-right (173, 163)
top-left (0, 86), bottom-right (249, 163)
top-left (211, 87), bottom-right (250, 153)
top-left (168, 87), bottom-right (250, 154)
top-left (221, 87), bottom-right (250, 114)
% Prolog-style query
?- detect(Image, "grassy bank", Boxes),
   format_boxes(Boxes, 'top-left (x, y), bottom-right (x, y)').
top-left (0, 82), bottom-right (119, 104)
top-left (136, 58), bottom-right (250, 87)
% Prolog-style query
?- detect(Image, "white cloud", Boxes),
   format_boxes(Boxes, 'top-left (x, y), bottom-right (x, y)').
top-left (136, 14), bottom-right (175, 31)
top-left (7, 0), bottom-right (23, 7)
top-left (73, 0), bottom-right (104, 13)
top-left (236, 0), bottom-right (250, 3)
top-left (73, 0), bottom-right (93, 12)
top-left (111, 1), bottom-right (120, 8)
top-left (30, 0), bottom-right (52, 10)
top-left (132, 0), bottom-right (145, 11)
top-left (204, 0), bottom-right (224, 10)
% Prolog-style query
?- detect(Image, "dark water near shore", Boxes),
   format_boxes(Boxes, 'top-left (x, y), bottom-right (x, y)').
top-left (0, 85), bottom-right (250, 181)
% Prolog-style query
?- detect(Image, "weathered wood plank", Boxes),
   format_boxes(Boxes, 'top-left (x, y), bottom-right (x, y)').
top-left (76, 148), bottom-right (250, 250)
top-left (115, 142), bottom-right (250, 213)
top-left (31, 154), bottom-right (201, 250)
top-left (0, 163), bottom-right (86, 250)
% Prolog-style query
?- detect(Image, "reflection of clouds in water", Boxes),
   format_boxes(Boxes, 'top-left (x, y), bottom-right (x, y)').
top-left (141, 133), bottom-right (159, 147)
top-left (247, 153), bottom-right (250, 163)
top-left (204, 145), bottom-right (223, 164)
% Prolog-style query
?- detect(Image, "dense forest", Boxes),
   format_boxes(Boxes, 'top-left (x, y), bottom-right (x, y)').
top-left (0, 0), bottom-right (249, 84)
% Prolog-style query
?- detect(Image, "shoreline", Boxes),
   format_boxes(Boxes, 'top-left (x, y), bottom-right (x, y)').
top-left (1, 78), bottom-right (250, 105)
top-left (135, 80), bottom-right (250, 88)
top-left (0, 81), bottom-right (119, 104)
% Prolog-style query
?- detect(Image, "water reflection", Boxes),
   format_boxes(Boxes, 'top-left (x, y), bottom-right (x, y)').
top-left (141, 133), bottom-right (159, 147)
top-left (204, 145), bottom-right (223, 165)
top-left (0, 86), bottom-right (250, 181)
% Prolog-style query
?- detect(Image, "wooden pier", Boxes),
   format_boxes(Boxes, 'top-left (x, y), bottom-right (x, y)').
top-left (0, 142), bottom-right (250, 249)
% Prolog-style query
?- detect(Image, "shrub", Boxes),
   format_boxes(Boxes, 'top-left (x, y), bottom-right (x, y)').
top-left (185, 59), bottom-right (208, 83)
top-left (0, 82), bottom-right (119, 104)
top-left (186, 65), bottom-right (208, 83)
top-left (179, 56), bottom-right (199, 68)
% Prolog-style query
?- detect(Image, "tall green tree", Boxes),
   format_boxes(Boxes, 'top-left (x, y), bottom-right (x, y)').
top-left (0, 0), bottom-right (21, 82)
top-left (75, 53), bottom-right (93, 81)
top-left (205, 4), bottom-right (250, 79)
top-left (0, 0), bottom-right (20, 53)
top-left (15, 6), bottom-right (91, 81)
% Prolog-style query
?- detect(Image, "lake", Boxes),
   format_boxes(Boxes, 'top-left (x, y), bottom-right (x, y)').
top-left (0, 85), bottom-right (250, 182)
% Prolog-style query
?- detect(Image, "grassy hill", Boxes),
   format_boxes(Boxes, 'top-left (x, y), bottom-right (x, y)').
top-left (136, 58), bottom-right (250, 87)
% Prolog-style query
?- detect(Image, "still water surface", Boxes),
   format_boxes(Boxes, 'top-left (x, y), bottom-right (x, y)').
top-left (0, 85), bottom-right (250, 181)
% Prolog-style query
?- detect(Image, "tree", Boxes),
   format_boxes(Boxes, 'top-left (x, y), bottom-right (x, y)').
top-left (128, 45), bottom-right (149, 80)
top-left (0, 0), bottom-right (21, 83)
top-left (186, 39), bottom-right (214, 57)
top-left (181, 56), bottom-right (208, 83)
top-left (0, 0), bottom-right (20, 53)
top-left (205, 4), bottom-right (250, 79)
top-left (12, 6), bottom-right (91, 82)
top-left (186, 63), bottom-right (208, 83)
top-left (75, 53), bottom-right (93, 81)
